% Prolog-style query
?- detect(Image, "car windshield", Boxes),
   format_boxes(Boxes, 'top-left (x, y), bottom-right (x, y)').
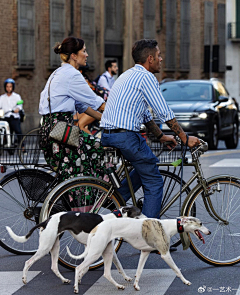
top-left (160, 83), bottom-right (212, 102)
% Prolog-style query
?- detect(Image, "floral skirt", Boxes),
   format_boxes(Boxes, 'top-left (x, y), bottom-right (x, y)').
top-left (39, 112), bottom-right (107, 208)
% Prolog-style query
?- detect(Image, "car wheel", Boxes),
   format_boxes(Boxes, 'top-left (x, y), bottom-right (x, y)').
top-left (208, 120), bottom-right (219, 150)
top-left (225, 119), bottom-right (239, 149)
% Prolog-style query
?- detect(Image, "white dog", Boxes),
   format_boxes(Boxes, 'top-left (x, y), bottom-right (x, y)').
top-left (6, 205), bottom-right (145, 285)
top-left (67, 216), bottom-right (210, 293)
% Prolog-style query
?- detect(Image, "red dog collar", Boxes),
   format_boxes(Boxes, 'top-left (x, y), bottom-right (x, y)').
top-left (112, 209), bottom-right (122, 218)
top-left (177, 218), bottom-right (184, 233)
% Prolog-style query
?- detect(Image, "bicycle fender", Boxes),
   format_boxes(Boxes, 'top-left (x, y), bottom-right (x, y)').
top-left (39, 176), bottom-right (125, 223)
top-left (180, 174), bottom-right (240, 216)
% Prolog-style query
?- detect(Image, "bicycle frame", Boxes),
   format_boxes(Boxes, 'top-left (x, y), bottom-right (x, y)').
top-left (100, 148), bottom-right (229, 224)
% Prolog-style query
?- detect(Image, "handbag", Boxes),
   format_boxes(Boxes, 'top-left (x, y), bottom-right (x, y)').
top-left (49, 121), bottom-right (80, 147)
top-left (47, 71), bottom-right (80, 148)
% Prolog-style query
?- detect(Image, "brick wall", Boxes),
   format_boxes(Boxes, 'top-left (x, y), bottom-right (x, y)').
top-left (0, 0), bottom-right (226, 132)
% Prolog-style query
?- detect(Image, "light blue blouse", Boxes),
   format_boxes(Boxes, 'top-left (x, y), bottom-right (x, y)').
top-left (39, 63), bottom-right (104, 115)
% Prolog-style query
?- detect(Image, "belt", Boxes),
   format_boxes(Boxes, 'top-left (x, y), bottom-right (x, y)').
top-left (103, 128), bottom-right (128, 134)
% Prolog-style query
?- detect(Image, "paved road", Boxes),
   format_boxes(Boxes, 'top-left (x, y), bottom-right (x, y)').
top-left (1, 140), bottom-right (240, 295)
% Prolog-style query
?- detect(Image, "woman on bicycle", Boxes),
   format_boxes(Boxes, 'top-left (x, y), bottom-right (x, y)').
top-left (39, 36), bottom-right (106, 186)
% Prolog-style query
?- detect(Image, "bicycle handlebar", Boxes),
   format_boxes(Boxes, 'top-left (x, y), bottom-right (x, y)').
top-left (164, 136), bottom-right (208, 156)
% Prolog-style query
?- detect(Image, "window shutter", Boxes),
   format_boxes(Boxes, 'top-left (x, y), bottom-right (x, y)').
top-left (18, 0), bottom-right (35, 67)
top-left (166, 0), bottom-right (176, 70)
top-left (204, 1), bottom-right (214, 45)
top-left (218, 4), bottom-right (225, 72)
top-left (81, 0), bottom-right (95, 70)
top-left (180, 0), bottom-right (190, 70)
top-left (143, 0), bottom-right (156, 39)
top-left (104, 0), bottom-right (123, 44)
top-left (50, 0), bottom-right (65, 68)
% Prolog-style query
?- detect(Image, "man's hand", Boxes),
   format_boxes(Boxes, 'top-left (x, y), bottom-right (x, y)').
top-left (185, 136), bottom-right (200, 148)
top-left (165, 118), bottom-right (200, 148)
top-left (160, 134), bottom-right (177, 149)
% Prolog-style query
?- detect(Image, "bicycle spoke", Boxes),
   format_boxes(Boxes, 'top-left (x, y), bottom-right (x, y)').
top-left (184, 177), bottom-right (240, 266)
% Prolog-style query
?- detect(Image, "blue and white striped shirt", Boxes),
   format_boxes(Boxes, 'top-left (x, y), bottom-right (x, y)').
top-left (100, 64), bottom-right (175, 131)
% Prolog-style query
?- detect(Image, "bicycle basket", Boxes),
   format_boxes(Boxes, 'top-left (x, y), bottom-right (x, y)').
top-left (143, 133), bottom-right (190, 163)
top-left (0, 133), bottom-right (42, 166)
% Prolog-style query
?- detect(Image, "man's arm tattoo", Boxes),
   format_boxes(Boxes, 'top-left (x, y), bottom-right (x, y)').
top-left (166, 118), bottom-right (184, 135)
top-left (144, 120), bottom-right (162, 138)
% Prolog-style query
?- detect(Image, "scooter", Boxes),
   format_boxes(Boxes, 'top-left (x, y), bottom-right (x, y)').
top-left (0, 100), bottom-right (24, 149)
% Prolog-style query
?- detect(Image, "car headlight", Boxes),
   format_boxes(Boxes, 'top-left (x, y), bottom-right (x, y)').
top-left (198, 112), bottom-right (208, 119)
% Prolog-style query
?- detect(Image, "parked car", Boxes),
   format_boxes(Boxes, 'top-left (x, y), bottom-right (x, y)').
top-left (155, 78), bottom-right (239, 150)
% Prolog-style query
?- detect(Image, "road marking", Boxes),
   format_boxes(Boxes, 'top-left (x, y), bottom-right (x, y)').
top-left (236, 285), bottom-right (240, 294)
top-left (0, 271), bottom-right (40, 295)
top-left (210, 159), bottom-right (240, 167)
top-left (84, 269), bottom-right (176, 295)
top-left (202, 150), bottom-right (240, 158)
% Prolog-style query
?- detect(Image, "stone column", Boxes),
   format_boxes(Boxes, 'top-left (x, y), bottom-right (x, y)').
top-left (123, 0), bottom-right (133, 71)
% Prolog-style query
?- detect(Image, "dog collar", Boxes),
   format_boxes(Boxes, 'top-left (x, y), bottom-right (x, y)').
top-left (177, 218), bottom-right (184, 233)
top-left (112, 209), bottom-right (122, 218)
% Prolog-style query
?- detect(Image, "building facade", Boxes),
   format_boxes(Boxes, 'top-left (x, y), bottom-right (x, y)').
top-left (226, 0), bottom-right (240, 105)
top-left (0, 0), bottom-right (226, 131)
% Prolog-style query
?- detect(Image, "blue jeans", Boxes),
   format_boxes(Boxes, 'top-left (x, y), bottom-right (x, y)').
top-left (101, 131), bottom-right (163, 218)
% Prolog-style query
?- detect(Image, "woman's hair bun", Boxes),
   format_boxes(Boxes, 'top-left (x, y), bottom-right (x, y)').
top-left (53, 42), bottom-right (62, 54)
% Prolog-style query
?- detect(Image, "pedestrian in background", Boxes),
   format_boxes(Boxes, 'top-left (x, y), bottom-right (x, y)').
top-left (0, 78), bottom-right (23, 145)
top-left (98, 59), bottom-right (118, 91)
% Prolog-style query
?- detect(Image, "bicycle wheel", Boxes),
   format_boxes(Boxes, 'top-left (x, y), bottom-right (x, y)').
top-left (126, 169), bottom-right (191, 247)
top-left (18, 127), bottom-right (46, 169)
top-left (0, 169), bottom-right (55, 255)
top-left (42, 179), bottom-right (125, 270)
top-left (182, 176), bottom-right (240, 266)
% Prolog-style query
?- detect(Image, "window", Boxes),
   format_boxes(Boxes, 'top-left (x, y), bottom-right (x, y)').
top-left (104, 0), bottom-right (123, 47)
top-left (217, 4), bottom-right (226, 72)
top-left (143, 0), bottom-right (156, 39)
top-left (180, 0), bottom-right (190, 70)
top-left (204, 1), bottom-right (214, 45)
top-left (203, 1), bottom-right (214, 73)
top-left (18, 0), bottom-right (35, 67)
top-left (166, 0), bottom-right (176, 70)
top-left (50, 0), bottom-right (65, 68)
top-left (81, 0), bottom-right (95, 70)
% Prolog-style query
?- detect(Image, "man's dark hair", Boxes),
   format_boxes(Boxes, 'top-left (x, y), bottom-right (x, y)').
top-left (132, 39), bottom-right (158, 64)
top-left (105, 59), bottom-right (117, 71)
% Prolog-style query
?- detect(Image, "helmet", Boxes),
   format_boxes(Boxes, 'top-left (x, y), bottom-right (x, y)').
top-left (4, 78), bottom-right (15, 92)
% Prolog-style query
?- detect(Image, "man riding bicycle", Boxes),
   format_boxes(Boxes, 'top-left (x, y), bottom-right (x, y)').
top-left (100, 39), bottom-right (200, 218)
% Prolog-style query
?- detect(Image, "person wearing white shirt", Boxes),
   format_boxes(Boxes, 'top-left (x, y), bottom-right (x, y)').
top-left (98, 59), bottom-right (118, 91)
top-left (0, 78), bottom-right (23, 144)
top-left (39, 36), bottom-right (106, 195)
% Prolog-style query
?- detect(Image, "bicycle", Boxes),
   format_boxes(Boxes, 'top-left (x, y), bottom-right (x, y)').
top-left (0, 133), bottom-right (190, 267)
top-left (38, 137), bottom-right (240, 269)
top-left (18, 117), bottom-right (43, 169)
top-left (2, 133), bottom-right (240, 270)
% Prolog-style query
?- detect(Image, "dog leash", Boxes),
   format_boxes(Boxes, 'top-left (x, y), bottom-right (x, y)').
top-left (179, 135), bottom-right (191, 250)
top-left (179, 134), bottom-right (188, 216)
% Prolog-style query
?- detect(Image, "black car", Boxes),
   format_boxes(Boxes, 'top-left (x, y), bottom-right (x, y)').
top-left (157, 79), bottom-right (239, 149)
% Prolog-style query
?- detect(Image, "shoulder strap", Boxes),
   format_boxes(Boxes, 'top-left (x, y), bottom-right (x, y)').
top-left (47, 70), bottom-right (57, 128)
top-left (102, 74), bottom-right (109, 84)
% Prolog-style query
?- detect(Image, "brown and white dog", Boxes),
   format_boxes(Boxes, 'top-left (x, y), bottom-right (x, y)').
top-left (67, 216), bottom-right (211, 293)
top-left (6, 205), bottom-right (145, 285)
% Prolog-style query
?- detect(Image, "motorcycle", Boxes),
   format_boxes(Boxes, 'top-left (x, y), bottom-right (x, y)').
top-left (0, 100), bottom-right (25, 151)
